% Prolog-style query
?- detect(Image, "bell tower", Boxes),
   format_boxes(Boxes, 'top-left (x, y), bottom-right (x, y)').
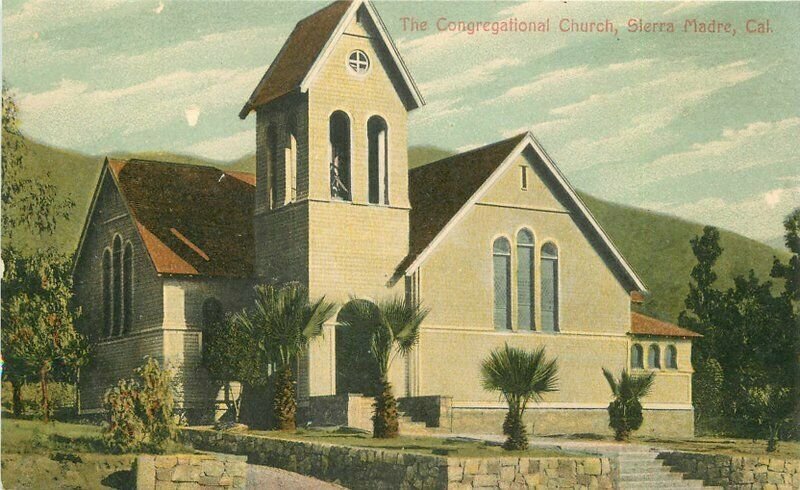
top-left (241, 0), bottom-right (424, 303)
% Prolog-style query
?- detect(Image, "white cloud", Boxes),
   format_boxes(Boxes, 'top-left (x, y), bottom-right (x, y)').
top-left (183, 130), bottom-right (254, 161)
top-left (184, 106), bottom-right (201, 127)
top-left (4, 0), bottom-right (128, 42)
top-left (153, 2), bottom-right (164, 15)
top-left (420, 58), bottom-right (521, 97)
top-left (410, 97), bottom-right (469, 128)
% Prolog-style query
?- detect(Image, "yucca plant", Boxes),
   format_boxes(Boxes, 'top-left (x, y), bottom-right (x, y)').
top-left (337, 297), bottom-right (429, 438)
top-left (602, 368), bottom-right (656, 441)
top-left (481, 344), bottom-right (559, 450)
top-left (233, 283), bottom-right (336, 431)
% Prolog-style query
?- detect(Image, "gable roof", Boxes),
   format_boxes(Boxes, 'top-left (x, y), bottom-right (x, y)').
top-left (239, 0), bottom-right (423, 118)
top-left (99, 158), bottom-right (255, 278)
top-left (405, 132), bottom-right (648, 293)
top-left (631, 312), bottom-right (702, 338)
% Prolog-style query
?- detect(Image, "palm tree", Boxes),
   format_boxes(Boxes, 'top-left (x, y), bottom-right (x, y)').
top-left (602, 368), bottom-right (656, 441)
top-left (481, 344), bottom-right (559, 450)
top-left (233, 283), bottom-right (336, 431)
top-left (337, 297), bottom-right (429, 438)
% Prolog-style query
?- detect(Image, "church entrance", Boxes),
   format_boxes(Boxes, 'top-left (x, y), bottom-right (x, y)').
top-left (335, 300), bottom-right (381, 396)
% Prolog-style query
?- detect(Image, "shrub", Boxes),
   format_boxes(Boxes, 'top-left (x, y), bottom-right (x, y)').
top-left (602, 368), bottom-right (655, 441)
top-left (102, 357), bottom-right (176, 453)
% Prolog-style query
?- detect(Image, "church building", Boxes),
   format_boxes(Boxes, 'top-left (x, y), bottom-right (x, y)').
top-left (72, 0), bottom-right (700, 437)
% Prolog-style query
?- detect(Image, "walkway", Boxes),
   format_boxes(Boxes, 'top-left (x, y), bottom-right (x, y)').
top-left (246, 464), bottom-right (346, 489)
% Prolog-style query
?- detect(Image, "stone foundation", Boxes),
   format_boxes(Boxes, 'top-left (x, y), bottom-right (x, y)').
top-left (658, 450), bottom-right (800, 489)
top-left (181, 427), bottom-right (614, 489)
top-left (450, 407), bottom-right (695, 438)
top-left (135, 453), bottom-right (247, 490)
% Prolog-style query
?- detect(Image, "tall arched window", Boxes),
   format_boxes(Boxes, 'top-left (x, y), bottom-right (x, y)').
top-left (123, 242), bottom-right (133, 334)
top-left (267, 125), bottom-right (279, 208)
top-left (329, 111), bottom-right (351, 201)
top-left (517, 229), bottom-right (534, 330)
top-left (367, 116), bottom-right (388, 205)
top-left (493, 237), bottom-right (511, 330)
top-left (631, 344), bottom-right (644, 369)
top-left (540, 242), bottom-right (559, 332)
top-left (665, 345), bottom-right (678, 369)
top-left (112, 235), bottom-right (123, 336)
top-left (102, 249), bottom-right (112, 338)
top-left (648, 344), bottom-right (661, 369)
top-left (286, 114), bottom-right (298, 203)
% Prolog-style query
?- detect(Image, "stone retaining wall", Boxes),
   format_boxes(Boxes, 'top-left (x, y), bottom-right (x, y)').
top-left (658, 450), bottom-right (800, 490)
top-left (135, 452), bottom-right (247, 490)
top-left (181, 427), bottom-right (614, 489)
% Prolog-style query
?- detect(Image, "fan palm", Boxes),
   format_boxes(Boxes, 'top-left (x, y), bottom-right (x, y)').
top-left (602, 368), bottom-right (656, 441)
top-left (337, 297), bottom-right (429, 438)
top-left (481, 344), bottom-right (559, 450)
top-left (233, 283), bottom-right (336, 430)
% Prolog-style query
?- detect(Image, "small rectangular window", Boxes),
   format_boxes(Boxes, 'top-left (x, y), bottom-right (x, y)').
top-left (520, 166), bottom-right (528, 190)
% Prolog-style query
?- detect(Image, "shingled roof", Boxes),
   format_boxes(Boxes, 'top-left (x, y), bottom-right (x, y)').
top-left (631, 312), bottom-right (702, 338)
top-left (106, 159), bottom-right (254, 278)
top-left (408, 134), bottom-right (527, 263)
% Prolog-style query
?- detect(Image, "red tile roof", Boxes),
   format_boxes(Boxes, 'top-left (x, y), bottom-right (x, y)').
top-left (240, 0), bottom-right (352, 116)
top-left (631, 312), bottom-right (702, 338)
top-left (108, 159), bottom-right (254, 278)
top-left (407, 134), bottom-right (527, 264)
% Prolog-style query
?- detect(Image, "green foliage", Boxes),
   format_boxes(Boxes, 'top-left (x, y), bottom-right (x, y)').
top-left (102, 357), bottom-right (177, 453)
top-left (1, 247), bottom-right (88, 421)
top-left (231, 283), bottom-right (335, 430)
top-left (602, 368), bottom-right (655, 441)
top-left (770, 207), bottom-right (800, 302)
top-left (681, 223), bottom-right (797, 449)
top-left (337, 297), bottom-right (428, 438)
top-left (481, 344), bottom-right (559, 450)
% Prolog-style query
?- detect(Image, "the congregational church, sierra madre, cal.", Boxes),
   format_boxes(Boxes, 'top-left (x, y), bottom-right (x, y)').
top-left (72, 0), bottom-right (701, 437)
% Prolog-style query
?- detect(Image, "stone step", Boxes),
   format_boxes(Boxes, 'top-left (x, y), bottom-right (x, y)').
top-left (619, 470), bottom-right (686, 481)
top-left (618, 480), bottom-right (705, 489)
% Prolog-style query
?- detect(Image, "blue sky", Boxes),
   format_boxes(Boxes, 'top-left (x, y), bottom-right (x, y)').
top-left (3, 1), bottom-right (798, 245)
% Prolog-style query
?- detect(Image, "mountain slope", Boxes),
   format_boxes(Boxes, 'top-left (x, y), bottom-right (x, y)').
top-left (7, 138), bottom-right (789, 324)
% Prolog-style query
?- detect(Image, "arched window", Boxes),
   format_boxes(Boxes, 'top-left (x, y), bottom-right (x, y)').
top-left (267, 125), bottom-right (279, 208)
top-left (286, 114), bottom-right (298, 203)
top-left (493, 237), bottom-right (511, 330)
top-left (329, 111), bottom-right (351, 201)
top-left (666, 345), bottom-right (678, 369)
top-left (631, 344), bottom-right (644, 369)
top-left (540, 242), bottom-right (559, 332)
top-left (367, 116), bottom-right (388, 205)
top-left (112, 235), bottom-right (123, 336)
top-left (123, 242), bottom-right (133, 334)
top-left (102, 249), bottom-right (112, 338)
top-left (517, 229), bottom-right (534, 330)
top-left (648, 344), bottom-right (661, 369)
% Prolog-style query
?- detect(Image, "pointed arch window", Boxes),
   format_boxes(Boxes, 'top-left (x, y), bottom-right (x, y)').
top-left (123, 242), bottom-right (133, 334)
top-left (329, 111), bottom-right (351, 201)
top-left (517, 229), bottom-right (534, 330)
top-left (267, 125), bottom-right (279, 208)
top-left (665, 345), bottom-right (678, 369)
top-left (112, 235), bottom-right (123, 336)
top-left (540, 242), bottom-right (559, 332)
top-left (367, 116), bottom-right (388, 205)
top-left (493, 237), bottom-right (512, 330)
top-left (631, 344), bottom-right (644, 369)
top-left (286, 114), bottom-right (298, 203)
top-left (102, 249), bottom-right (112, 338)
top-left (648, 344), bottom-right (661, 369)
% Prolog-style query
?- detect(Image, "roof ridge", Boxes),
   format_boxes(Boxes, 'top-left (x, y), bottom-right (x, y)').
top-left (117, 157), bottom-right (225, 173)
top-left (411, 132), bottom-right (526, 173)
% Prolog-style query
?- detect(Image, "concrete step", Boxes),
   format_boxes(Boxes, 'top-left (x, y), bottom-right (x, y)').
top-left (618, 480), bottom-right (705, 489)
top-left (617, 462), bottom-right (669, 473)
top-left (619, 471), bottom-right (686, 482)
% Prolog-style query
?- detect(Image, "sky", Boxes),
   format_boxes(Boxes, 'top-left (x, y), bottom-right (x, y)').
top-left (3, 0), bottom-right (799, 246)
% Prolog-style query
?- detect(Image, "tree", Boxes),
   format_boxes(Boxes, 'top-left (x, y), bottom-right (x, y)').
top-left (337, 297), bottom-right (429, 438)
top-left (232, 283), bottom-right (335, 431)
top-left (602, 368), bottom-right (655, 441)
top-left (2, 82), bottom-right (73, 245)
top-left (771, 208), bottom-right (800, 302)
top-left (1, 248), bottom-right (87, 421)
top-left (481, 344), bottom-right (559, 450)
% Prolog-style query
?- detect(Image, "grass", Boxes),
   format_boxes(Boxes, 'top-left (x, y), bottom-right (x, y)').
top-left (243, 427), bottom-right (576, 458)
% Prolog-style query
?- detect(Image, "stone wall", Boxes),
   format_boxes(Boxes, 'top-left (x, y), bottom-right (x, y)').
top-left (658, 450), bottom-right (800, 489)
top-left (136, 453), bottom-right (247, 490)
top-left (181, 427), bottom-right (613, 489)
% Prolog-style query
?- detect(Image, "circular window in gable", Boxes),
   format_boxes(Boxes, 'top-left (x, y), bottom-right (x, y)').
top-left (347, 50), bottom-right (370, 74)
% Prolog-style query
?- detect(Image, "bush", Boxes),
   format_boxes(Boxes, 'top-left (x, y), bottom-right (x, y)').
top-left (608, 398), bottom-right (644, 441)
top-left (102, 357), bottom-right (177, 453)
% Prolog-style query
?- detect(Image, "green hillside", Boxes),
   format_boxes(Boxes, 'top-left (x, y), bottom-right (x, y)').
top-left (7, 137), bottom-right (789, 324)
